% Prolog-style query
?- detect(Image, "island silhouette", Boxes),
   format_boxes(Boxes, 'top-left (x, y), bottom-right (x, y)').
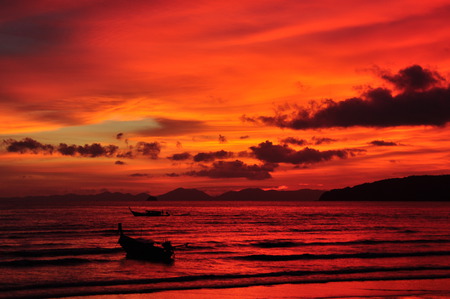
top-left (319, 174), bottom-right (450, 201)
top-left (2, 174), bottom-right (449, 202)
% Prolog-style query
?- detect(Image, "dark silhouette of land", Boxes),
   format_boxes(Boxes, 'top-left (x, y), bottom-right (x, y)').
top-left (157, 188), bottom-right (325, 201)
top-left (153, 188), bottom-right (324, 201)
top-left (3, 174), bottom-right (449, 202)
top-left (319, 175), bottom-right (450, 201)
top-left (216, 188), bottom-right (324, 201)
top-left (156, 188), bottom-right (213, 201)
top-left (1, 188), bottom-right (324, 202)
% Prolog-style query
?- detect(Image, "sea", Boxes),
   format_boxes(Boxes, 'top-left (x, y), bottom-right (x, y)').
top-left (1, 199), bottom-right (450, 298)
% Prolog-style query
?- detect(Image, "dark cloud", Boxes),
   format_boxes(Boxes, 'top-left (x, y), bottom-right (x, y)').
top-left (4, 138), bottom-right (119, 157)
top-left (116, 151), bottom-right (134, 159)
top-left (237, 151), bottom-right (252, 158)
top-left (71, 143), bottom-right (118, 157)
top-left (280, 137), bottom-right (307, 146)
top-left (2, 138), bottom-right (160, 159)
top-left (130, 173), bottom-right (151, 177)
top-left (167, 152), bottom-right (192, 161)
top-left (115, 160), bottom-right (126, 165)
top-left (184, 160), bottom-right (277, 180)
top-left (369, 140), bottom-right (398, 146)
top-left (168, 149), bottom-right (241, 162)
top-left (58, 143), bottom-right (77, 156)
top-left (245, 65), bottom-right (450, 129)
top-left (135, 142), bottom-right (161, 159)
top-left (166, 173), bottom-right (181, 177)
top-left (219, 134), bottom-right (227, 143)
top-left (312, 136), bottom-right (337, 145)
top-left (116, 133), bottom-right (124, 140)
top-left (193, 150), bottom-right (234, 162)
top-left (381, 65), bottom-right (445, 92)
top-left (280, 136), bottom-right (338, 146)
top-left (250, 141), bottom-right (363, 165)
top-left (3, 137), bottom-right (54, 154)
top-left (240, 135), bottom-right (250, 139)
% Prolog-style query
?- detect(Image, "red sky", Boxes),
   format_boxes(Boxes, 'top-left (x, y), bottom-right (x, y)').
top-left (1, 0), bottom-right (450, 197)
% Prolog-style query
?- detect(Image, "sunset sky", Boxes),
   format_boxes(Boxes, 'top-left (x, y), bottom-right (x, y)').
top-left (1, 0), bottom-right (450, 197)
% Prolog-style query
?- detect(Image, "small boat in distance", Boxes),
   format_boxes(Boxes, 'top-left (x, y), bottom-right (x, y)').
top-left (118, 223), bottom-right (174, 263)
top-left (129, 207), bottom-right (170, 217)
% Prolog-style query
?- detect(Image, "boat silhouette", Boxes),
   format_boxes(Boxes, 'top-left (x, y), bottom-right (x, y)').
top-left (118, 223), bottom-right (174, 263)
top-left (128, 207), bottom-right (170, 217)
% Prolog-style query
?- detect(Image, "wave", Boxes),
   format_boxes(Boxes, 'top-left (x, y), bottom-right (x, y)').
top-left (3, 247), bottom-right (121, 258)
top-left (289, 227), bottom-right (422, 233)
top-left (236, 250), bottom-right (450, 261)
top-left (251, 241), bottom-right (298, 248)
top-left (250, 238), bottom-right (450, 248)
top-left (2, 228), bottom-right (118, 236)
top-left (2, 265), bottom-right (450, 298)
top-left (0, 257), bottom-right (109, 267)
top-left (179, 244), bottom-right (217, 250)
top-left (290, 228), bottom-right (342, 232)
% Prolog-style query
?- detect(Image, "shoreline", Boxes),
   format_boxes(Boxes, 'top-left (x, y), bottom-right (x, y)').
top-left (61, 277), bottom-right (450, 299)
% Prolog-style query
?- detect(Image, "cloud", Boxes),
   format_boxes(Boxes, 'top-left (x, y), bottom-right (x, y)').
top-left (280, 136), bottom-right (337, 146)
top-left (116, 151), bottom-right (134, 159)
top-left (167, 152), bottom-right (192, 161)
top-left (116, 133), bottom-right (124, 140)
top-left (130, 173), bottom-right (151, 177)
top-left (250, 141), bottom-right (364, 165)
top-left (237, 151), bottom-right (252, 158)
top-left (3, 137), bottom-right (54, 154)
top-left (184, 160), bottom-right (277, 180)
top-left (380, 65), bottom-right (445, 92)
top-left (312, 136), bottom-right (337, 145)
top-left (134, 142), bottom-right (161, 159)
top-left (4, 138), bottom-right (119, 157)
top-left (280, 137), bottom-right (307, 146)
top-left (60, 143), bottom-right (119, 157)
top-left (369, 140), bottom-right (398, 146)
top-left (166, 173), bottom-right (181, 177)
top-left (245, 65), bottom-right (450, 129)
top-left (2, 138), bottom-right (161, 159)
top-left (193, 150), bottom-right (234, 162)
top-left (115, 160), bottom-right (126, 165)
top-left (219, 134), bottom-right (227, 143)
top-left (168, 149), bottom-right (239, 162)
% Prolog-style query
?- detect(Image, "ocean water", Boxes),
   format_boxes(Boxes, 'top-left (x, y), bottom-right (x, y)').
top-left (1, 200), bottom-right (449, 298)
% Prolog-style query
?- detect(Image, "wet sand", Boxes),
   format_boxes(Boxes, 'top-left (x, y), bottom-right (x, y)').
top-left (67, 278), bottom-right (450, 298)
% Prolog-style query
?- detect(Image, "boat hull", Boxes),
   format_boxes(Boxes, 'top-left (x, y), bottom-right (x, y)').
top-left (118, 224), bottom-right (174, 263)
top-left (129, 207), bottom-right (170, 217)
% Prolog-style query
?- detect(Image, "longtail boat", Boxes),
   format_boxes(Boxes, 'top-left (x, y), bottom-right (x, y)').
top-left (129, 207), bottom-right (170, 217)
top-left (118, 223), bottom-right (174, 263)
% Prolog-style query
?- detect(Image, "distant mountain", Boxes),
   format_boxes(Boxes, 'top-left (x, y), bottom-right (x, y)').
top-left (1, 188), bottom-right (326, 202)
top-left (157, 188), bottom-right (213, 201)
top-left (319, 175), bottom-right (450, 201)
top-left (217, 188), bottom-right (324, 201)
top-left (146, 195), bottom-right (158, 201)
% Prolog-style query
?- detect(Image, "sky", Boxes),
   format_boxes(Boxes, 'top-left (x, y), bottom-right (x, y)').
top-left (1, 0), bottom-right (450, 197)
